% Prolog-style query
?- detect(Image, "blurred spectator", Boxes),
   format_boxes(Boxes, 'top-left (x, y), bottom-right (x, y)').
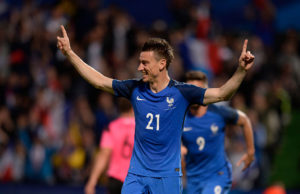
top-left (85, 98), bottom-right (135, 194)
top-left (0, 140), bottom-right (25, 182)
top-left (94, 93), bottom-right (118, 142)
top-left (18, 110), bottom-right (55, 184)
top-left (276, 30), bottom-right (300, 106)
top-left (52, 126), bottom-right (85, 184)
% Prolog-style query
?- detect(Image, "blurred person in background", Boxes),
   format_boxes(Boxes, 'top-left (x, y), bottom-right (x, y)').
top-left (85, 98), bottom-right (135, 194)
top-left (181, 71), bottom-right (255, 194)
top-left (52, 124), bottom-right (86, 184)
top-left (57, 23), bottom-right (254, 193)
top-left (94, 92), bottom-right (118, 143)
top-left (0, 107), bottom-right (24, 182)
top-left (53, 95), bottom-right (95, 184)
top-left (17, 108), bottom-right (55, 184)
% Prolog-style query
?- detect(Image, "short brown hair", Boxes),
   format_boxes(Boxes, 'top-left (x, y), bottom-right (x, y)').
top-left (185, 71), bottom-right (208, 85)
top-left (142, 38), bottom-right (174, 69)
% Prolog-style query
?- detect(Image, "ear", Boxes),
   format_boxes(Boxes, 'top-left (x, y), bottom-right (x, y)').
top-left (159, 59), bottom-right (167, 71)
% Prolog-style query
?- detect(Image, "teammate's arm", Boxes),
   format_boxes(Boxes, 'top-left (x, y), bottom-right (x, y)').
top-left (181, 144), bottom-right (188, 157)
top-left (57, 25), bottom-right (114, 94)
top-left (180, 144), bottom-right (188, 184)
top-left (203, 39), bottom-right (254, 104)
top-left (85, 148), bottom-right (112, 194)
top-left (235, 110), bottom-right (255, 171)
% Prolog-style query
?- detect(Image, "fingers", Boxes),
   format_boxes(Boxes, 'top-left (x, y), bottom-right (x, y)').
top-left (243, 51), bottom-right (253, 60)
top-left (57, 36), bottom-right (61, 42)
top-left (237, 159), bottom-right (251, 171)
top-left (236, 158), bottom-right (243, 167)
top-left (243, 51), bottom-right (255, 64)
top-left (246, 51), bottom-right (254, 58)
top-left (242, 162), bottom-right (250, 171)
top-left (56, 36), bottom-right (63, 49)
top-left (242, 39), bottom-right (248, 53)
top-left (60, 25), bottom-right (67, 38)
top-left (236, 159), bottom-right (248, 171)
top-left (241, 39), bottom-right (254, 61)
top-left (236, 153), bottom-right (254, 171)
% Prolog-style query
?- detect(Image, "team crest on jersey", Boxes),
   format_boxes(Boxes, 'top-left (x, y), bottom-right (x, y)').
top-left (210, 123), bottom-right (219, 134)
top-left (166, 97), bottom-right (174, 107)
top-left (214, 185), bottom-right (222, 194)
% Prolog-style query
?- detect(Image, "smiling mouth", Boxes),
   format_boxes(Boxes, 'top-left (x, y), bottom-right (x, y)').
top-left (138, 72), bottom-right (147, 80)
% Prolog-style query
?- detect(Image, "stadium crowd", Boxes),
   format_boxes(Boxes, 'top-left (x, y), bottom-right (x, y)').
top-left (0, 0), bottom-right (298, 192)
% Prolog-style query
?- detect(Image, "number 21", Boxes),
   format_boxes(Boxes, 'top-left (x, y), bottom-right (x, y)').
top-left (146, 113), bottom-right (160, 131)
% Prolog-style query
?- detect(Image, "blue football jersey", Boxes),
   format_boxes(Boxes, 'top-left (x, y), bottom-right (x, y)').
top-left (113, 79), bottom-right (206, 177)
top-left (182, 104), bottom-right (238, 180)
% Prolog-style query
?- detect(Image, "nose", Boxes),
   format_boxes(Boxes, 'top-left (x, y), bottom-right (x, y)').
top-left (137, 63), bottom-right (144, 71)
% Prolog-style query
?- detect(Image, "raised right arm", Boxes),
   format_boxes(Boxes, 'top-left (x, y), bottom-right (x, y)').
top-left (203, 39), bottom-right (254, 105)
top-left (57, 25), bottom-right (114, 94)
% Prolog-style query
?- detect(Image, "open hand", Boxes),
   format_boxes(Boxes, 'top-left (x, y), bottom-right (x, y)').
top-left (57, 25), bottom-right (71, 56)
top-left (239, 39), bottom-right (255, 71)
top-left (236, 153), bottom-right (255, 171)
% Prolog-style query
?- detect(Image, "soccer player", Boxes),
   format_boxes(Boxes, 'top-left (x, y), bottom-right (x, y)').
top-left (57, 25), bottom-right (254, 194)
top-left (181, 71), bottom-right (255, 194)
top-left (85, 98), bottom-right (135, 194)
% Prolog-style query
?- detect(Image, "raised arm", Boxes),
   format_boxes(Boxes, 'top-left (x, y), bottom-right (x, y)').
top-left (84, 148), bottom-right (111, 194)
top-left (57, 25), bottom-right (114, 94)
top-left (235, 110), bottom-right (255, 171)
top-left (203, 39), bottom-right (254, 104)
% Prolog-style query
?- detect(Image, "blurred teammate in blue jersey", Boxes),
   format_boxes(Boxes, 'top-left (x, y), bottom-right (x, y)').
top-left (57, 25), bottom-right (255, 194)
top-left (182, 71), bottom-right (255, 194)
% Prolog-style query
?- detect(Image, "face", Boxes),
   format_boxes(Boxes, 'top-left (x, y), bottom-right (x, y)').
top-left (138, 51), bottom-right (165, 82)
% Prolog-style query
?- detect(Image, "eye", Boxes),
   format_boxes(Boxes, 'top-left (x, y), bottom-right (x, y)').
top-left (140, 60), bottom-right (147, 65)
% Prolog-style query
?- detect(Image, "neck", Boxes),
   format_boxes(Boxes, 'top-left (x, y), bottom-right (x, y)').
top-left (190, 105), bottom-right (207, 117)
top-left (121, 110), bottom-right (134, 117)
top-left (149, 74), bottom-right (170, 93)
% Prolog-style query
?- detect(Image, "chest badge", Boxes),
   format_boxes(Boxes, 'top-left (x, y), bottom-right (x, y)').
top-left (210, 123), bottom-right (219, 134)
top-left (166, 97), bottom-right (174, 107)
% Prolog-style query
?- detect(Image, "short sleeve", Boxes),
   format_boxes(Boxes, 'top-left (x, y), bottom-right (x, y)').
top-left (175, 82), bottom-right (207, 105)
top-left (100, 129), bottom-right (113, 149)
top-left (112, 79), bottom-right (140, 99)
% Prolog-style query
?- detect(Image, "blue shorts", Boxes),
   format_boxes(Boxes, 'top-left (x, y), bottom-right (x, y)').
top-left (186, 165), bottom-right (232, 194)
top-left (122, 172), bottom-right (183, 194)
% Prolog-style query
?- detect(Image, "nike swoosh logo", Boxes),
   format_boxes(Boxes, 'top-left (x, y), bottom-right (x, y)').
top-left (183, 127), bottom-right (192, 132)
top-left (136, 96), bottom-right (146, 101)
